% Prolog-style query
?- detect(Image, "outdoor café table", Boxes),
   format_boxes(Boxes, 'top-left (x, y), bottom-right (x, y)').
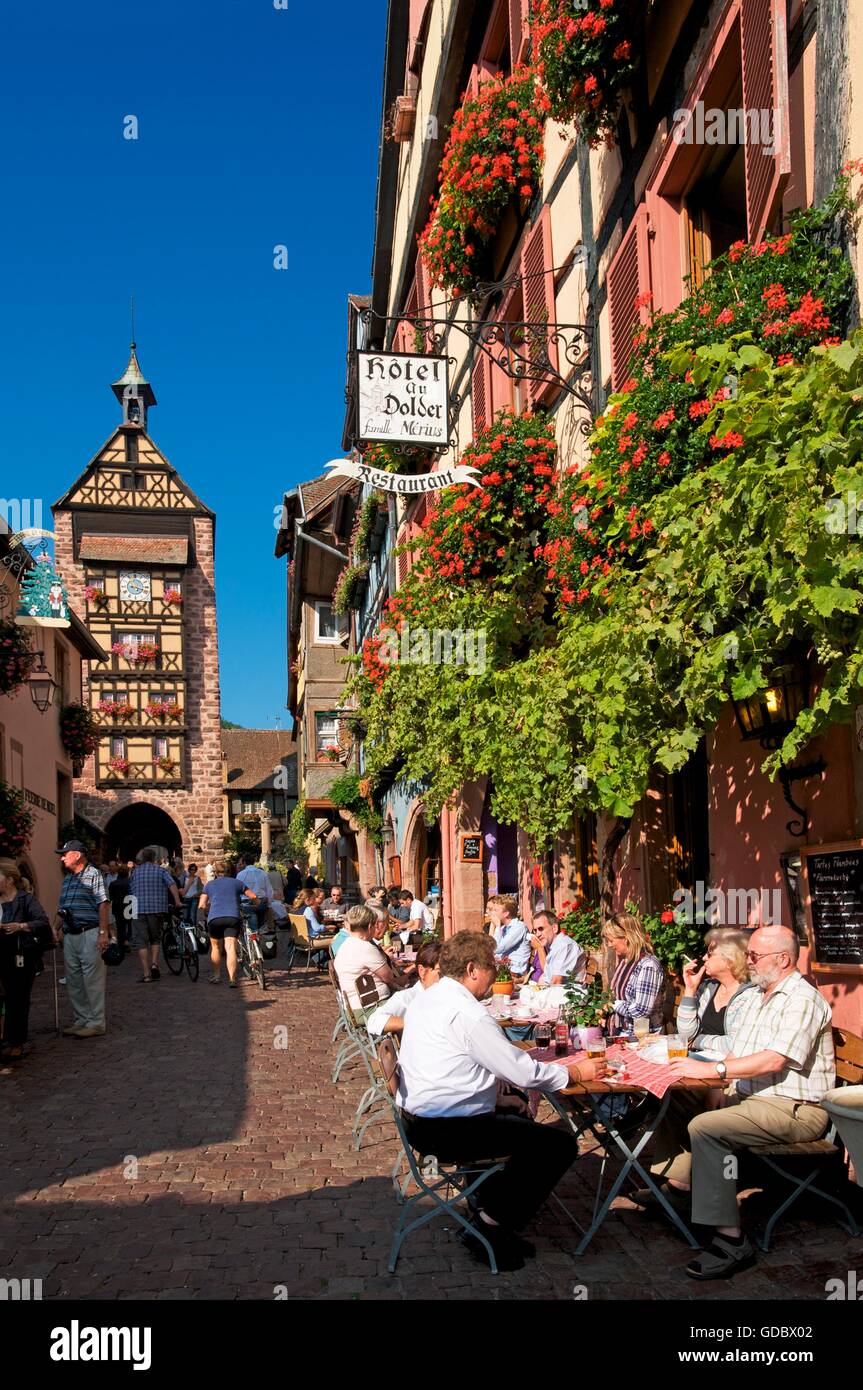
top-left (517, 1040), bottom-right (726, 1255)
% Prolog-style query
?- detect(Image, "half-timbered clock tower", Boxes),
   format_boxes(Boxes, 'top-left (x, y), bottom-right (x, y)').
top-left (52, 345), bottom-right (224, 862)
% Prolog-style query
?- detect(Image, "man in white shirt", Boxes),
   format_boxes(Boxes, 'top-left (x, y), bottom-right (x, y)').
top-left (334, 905), bottom-right (407, 1012)
top-left (650, 925), bottom-right (835, 1280)
top-left (487, 894), bottom-right (531, 977)
top-left (236, 855), bottom-right (274, 928)
top-left (397, 930), bottom-right (607, 1269)
top-left (530, 911), bottom-right (587, 986)
top-left (398, 889), bottom-right (433, 933)
top-left (365, 940), bottom-right (441, 1037)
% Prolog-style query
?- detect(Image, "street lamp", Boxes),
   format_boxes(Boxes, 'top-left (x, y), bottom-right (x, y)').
top-left (731, 654), bottom-right (826, 836)
top-left (28, 651), bottom-right (57, 713)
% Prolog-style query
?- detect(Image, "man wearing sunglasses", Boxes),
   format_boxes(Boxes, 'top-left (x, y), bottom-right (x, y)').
top-left (651, 924), bottom-right (834, 1280)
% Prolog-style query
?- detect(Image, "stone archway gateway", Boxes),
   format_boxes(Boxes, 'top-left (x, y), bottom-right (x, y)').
top-left (103, 801), bottom-right (185, 863)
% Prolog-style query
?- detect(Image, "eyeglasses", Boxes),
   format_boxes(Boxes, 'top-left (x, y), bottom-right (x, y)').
top-left (746, 949), bottom-right (784, 963)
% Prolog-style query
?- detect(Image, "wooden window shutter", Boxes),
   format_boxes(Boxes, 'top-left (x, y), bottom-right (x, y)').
top-left (509, 0), bottom-right (530, 67)
top-left (521, 204), bottom-right (558, 406)
top-left (467, 63), bottom-right (480, 99)
top-left (606, 205), bottom-right (652, 390)
top-left (471, 352), bottom-right (493, 438)
top-left (740, 0), bottom-right (791, 239)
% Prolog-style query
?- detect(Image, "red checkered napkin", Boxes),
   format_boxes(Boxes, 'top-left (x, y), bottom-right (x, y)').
top-left (608, 1044), bottom-right (675, 1099)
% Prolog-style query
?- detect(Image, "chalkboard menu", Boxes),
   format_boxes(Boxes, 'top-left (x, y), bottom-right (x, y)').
top-left (801, 842), bottom-right (863, 973)
top-left (459, 833), bottom-right (483, 864)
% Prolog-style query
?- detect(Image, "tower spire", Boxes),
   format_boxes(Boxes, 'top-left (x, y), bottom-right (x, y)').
top-left (111, 331), bottom-right (156, 429)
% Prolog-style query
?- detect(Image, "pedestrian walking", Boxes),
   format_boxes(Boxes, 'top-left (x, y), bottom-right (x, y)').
top-left (129, 848), bottom-right (181, 983)
top-left (54, 839), bottom-right (113, 1038)
top-left (197, 858), bottom-right (259, 987)
top-left (108, 863), bottom-right (132, 954)
top-left (0, 860), bottom-right (53, 1061)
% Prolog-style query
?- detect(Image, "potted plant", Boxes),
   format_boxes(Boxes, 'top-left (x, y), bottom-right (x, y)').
top-left (492, 960), bottom-right (514, 996)
top-left (163, 588), bottom-right (182, 605)
top-left (98, 697), bottom-right (135, 720)
top-left (320, 743), bottom-right (343, 763)
top-left (83, 584), bottom-right (109, 607)
top-left (563, 976), bottom-right (613, 1050)
top-left (165, 701), bottom-right (182, 720)
top-left (108, 754), bottom-right (130, 775)
top-left (146, 699), bottom-right (170, 720)
top-left (154, 755), bottom-right (176, 773)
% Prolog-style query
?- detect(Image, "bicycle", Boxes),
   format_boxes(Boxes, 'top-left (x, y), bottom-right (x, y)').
top-left (237, 903), bottom-right (267, 990)
top-left (162, 909), bottom-right (200, 982)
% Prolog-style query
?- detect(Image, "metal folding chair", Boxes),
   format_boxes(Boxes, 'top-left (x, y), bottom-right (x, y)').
top-left (289, 912), bottom-right (337, 971)
top-left (753, 1026), bottom-right (863, 1251)
top-left (374, 1038), bottom-right (507, 1274)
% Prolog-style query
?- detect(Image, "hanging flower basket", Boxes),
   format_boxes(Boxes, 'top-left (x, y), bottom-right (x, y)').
top-left (0, 618), bottom-right (35, 697)
top-left (0, 780), bottom-right (35, 857)
top-left (419, 67), bottom-right (546, 296)
top-left (59, 703), bottom-right (100, 761)
top-left (108, 755), bottom-right (130, 775)
top-left (532, 0), bottom-right (637, 146)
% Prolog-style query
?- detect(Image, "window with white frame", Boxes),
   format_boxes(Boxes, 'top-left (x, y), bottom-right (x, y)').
top-left (314, 601), bottom-right (348, 644)
top-left (315, 712), bottom-right (340, 758)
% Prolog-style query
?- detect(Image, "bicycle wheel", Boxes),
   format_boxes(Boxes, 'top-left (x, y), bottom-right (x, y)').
top-left (184, 939), bottom-right (200, 981)
top-left (237, 936), bottom-right (251, 981)
top-left (252, 943), bottom-right (266, 991)
top-left (163, 924), bottom-right (184, 975)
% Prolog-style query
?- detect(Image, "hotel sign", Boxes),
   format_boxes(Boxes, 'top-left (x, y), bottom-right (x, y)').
top-left (25, 788), bottom-right (56, 815)
top-left (356, 351), bottom-right (449, 448)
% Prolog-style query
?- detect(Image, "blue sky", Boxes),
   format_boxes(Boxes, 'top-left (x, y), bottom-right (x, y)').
top-left (0, 0), bottom-right (387, 728)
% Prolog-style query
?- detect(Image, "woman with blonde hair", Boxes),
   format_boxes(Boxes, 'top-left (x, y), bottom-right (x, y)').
top-left (0, 859), bottom-right (52, 1060)
top-left (677, 928), bottom-right (754, 1055)
top-left (603, 911), bottom-right (665, 1037)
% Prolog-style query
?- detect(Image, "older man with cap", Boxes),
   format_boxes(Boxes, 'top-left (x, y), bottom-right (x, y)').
top-left (646, 924), bottom-right (835, 1280)
top-left (54, 839), bottom-right (113, 1038)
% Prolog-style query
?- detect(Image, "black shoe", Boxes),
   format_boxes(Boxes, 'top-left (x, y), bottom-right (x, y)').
top-left (458, 1226), bottom-right (524, 1272)
top-left (150, 966), bottom-right (160, 980)
top-left (464, 1194), bottom-right (535, 1258)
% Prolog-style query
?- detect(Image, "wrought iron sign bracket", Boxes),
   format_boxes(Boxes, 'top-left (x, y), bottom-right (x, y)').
top-left (777, 756), bottom-right (828, 838)
top-left (348, 304), bottom-right (595, 455)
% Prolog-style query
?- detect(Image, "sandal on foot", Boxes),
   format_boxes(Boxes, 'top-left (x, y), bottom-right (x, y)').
top-left (139, 975), bottom-right (153, 983)
top-left (686, 1234), bottom-right (755, 1280)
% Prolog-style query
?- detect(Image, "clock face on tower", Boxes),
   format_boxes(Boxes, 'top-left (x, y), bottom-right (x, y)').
top-left (119, 571), bottom-right (151, 602)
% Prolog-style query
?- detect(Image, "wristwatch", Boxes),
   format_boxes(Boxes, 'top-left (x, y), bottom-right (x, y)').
top-left (715, 1060), bottom-right (727, 1080)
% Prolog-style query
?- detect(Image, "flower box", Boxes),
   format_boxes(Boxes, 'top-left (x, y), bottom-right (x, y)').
top-left (163, 588), bottom-right (183, 605)
top-left (83, 585), bottom-right (109, 607)
top-left (391, 93), bottom-right (416, 143)
top-left (98, 698), bottom-right (135, 720)
top-left (320, 744), bottom-right (344, 764)
top-left (154, 755), bottom-right (176, 773)
top-left (108, 755), bottom-right (130, 775)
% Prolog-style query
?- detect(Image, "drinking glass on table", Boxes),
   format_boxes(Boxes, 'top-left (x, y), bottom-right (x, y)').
top-left (586, 1038), bottom-right (607, 1061)
top-left (666, 1033), bottom-right (688, 1060)
top-left (535, 1020), bottom-right (552, 1050)
top-left (633, 1016), bottom-right (650, 1044)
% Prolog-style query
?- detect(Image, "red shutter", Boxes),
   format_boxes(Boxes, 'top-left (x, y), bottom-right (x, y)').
top-left (606, 205), bottom-right (652, 390)
top-left (472, 352), bottom-right (493, 438)
top-left (740, 0), bottom-right (791, 239)
top-left (467, 63), bottom-right (480, 99)
top-left (509, 0), bottom-right (530, 67)
top-left (521, 205), bottom-right (558, 406)
top-left (415, 251), bottom-right (429, 350)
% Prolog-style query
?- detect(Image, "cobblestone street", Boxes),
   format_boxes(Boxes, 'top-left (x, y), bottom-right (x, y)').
top-left (2, 951), bottom-right (860, 1302)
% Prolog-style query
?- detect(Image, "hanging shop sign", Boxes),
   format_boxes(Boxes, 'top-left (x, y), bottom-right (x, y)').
top-left (356, 351), bottom-right (450, 448)
top-left (325, 456), bottom-right (480, 495)
top-left (15, 551), bottom-right (70, 628)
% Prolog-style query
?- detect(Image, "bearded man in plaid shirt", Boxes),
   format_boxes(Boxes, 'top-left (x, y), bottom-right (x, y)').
top-left (644, 924), bottom-right (835, 1280)
top-left (129, 848), bottom-right (181, 983)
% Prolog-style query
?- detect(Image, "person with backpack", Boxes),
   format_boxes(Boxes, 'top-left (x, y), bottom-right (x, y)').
top-left (0, 858), bottom-right (53, 1062)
